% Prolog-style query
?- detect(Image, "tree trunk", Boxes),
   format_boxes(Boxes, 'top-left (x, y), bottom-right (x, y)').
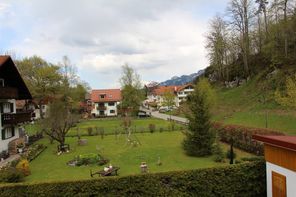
top-left (243, 0), bottom-right (250, 76)
top-left (284, 0), bottom-right (288, 58)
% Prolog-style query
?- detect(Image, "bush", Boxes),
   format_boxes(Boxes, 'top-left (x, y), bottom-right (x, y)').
top-left (213, 122), bottom-right (285, 155)
top-left (87, 127), bottom-right (93, 136)
top-left (0, 167), bottom-right (24, 183)
top-left (148, 124), bottom-right (156, 133)
top-left (0, 151), bottom-right (9, 160)
top-left (25, 144), bottom-right (47, 162)
top-left (69, 153), bottom-right (108, 167)
top-left (212, 142), bottom-right (225, 162)
top-left (16, 159), bottom-right (30, 176)
top-left (0, 161), bottom-right (266, 196)
top-left (159, 127), bottom-right (164, 132)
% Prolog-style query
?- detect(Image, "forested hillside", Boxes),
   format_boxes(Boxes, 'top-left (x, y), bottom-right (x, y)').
top-left (204, 0), bottom-right (296, 134)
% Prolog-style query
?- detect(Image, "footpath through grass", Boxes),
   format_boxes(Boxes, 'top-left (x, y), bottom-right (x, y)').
top-left (25, 131), bottom-right (253, 183)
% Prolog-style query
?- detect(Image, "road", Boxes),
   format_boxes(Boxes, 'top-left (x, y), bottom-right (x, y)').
top-left (141, 107), bottom-right (189, 124)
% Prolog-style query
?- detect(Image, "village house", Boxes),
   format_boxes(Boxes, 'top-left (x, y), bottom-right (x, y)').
top-left (253, 135), bottom-right (296, 197)
top-left (16, 100), bottom-right (49, 120)
top-left (0, 56), bottom-right (32, 155)
top-left (146, 84), bottom-right (194, 108)
top-left (90, 89), bottom-right (121, 117)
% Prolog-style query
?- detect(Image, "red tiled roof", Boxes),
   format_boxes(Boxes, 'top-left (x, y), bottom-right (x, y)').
top-left (152, 86), bottom-right (180, 96)
top-left (253, 135), bottom-right (296, 151)
top-left (91, 89), bottom-right (121, 102)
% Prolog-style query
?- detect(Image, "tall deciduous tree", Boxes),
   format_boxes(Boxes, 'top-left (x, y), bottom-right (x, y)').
top-left (41, 100), bottom-right (79, 151)
top-left (119, 64), bottom-right (144, 116)
top-left (206, 15), bottom-right (229, 81)
top-left (162, 90), bottom-right (176, 120)
top-left (228, 0), bottom-right (255, 77)
top-left (183, 78), bottom-right (216, 157)
top-left (16, 56), bottom-right (62, 118)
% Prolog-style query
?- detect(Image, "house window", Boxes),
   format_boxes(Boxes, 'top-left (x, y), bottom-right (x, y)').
top-left (272, 171), bottom-right (286, 197)
top-left (0, 78), bottom-right (4, 87)
top-left (99, 94), bottom-right (105, 99)
top-left (110, 110), bottom-right (115, 114)
top-left (2, 102), bottom-right (13, 113)
top-left (1, 127), bottom-right (15, 140)
top-left (108, 102), bottom-right (115, 106)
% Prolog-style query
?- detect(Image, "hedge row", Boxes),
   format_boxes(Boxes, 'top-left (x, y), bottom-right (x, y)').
top-left (0, 161), bottom-right (266, 197)
top-left (213, 122), bottom-right (285, 155)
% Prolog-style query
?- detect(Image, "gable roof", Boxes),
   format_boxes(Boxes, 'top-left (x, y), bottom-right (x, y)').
top-left (253, 135), bottom-right (296, 151)
top-left (0, 56), bottom-right (32, 99)
top-left (91, 89), bottom-right (121, 102)
top-left (152, 85), bottom-right (194, 96)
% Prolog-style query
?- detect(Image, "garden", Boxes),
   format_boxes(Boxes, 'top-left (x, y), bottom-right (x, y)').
top-left (25, 130), bottom-right (253, 182)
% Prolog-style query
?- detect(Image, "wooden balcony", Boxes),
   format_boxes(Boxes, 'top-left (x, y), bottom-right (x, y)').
top-left (0, 87), bottom-right (18, 99)
top-left (97, 106), bottom-right (107, 110)
top-left (1, 112), bottom-right (32, 125)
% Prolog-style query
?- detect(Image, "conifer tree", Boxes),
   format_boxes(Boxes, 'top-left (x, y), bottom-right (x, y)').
top-left (183, 79), bottom-right (215, 156)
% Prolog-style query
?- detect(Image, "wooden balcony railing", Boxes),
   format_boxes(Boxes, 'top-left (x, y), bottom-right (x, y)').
top-left (97, 106), bottom-right (106, 110)
top-left (0, 87), bottom-right (18, 99)
top-left (1, 112), bottom-right (32, 125)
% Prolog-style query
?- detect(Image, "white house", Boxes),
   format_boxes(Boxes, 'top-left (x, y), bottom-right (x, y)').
top-left (146, 84), bottom-right (194, 108)
top-left (253, 135), bottom-right (296, 197)
top-left (0, 56), bottom-right (32, 154)
top-left (90, 89), bottom-right (121, 117)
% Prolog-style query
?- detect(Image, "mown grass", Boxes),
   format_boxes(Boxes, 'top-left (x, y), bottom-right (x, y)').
top-left (24, 118), bottom-right (182, 136)
top-left (25, 132), bottom-right (253, 183)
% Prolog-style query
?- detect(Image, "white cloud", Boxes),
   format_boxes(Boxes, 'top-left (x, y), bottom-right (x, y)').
top-left (1, 0), bottom-right (229, 88)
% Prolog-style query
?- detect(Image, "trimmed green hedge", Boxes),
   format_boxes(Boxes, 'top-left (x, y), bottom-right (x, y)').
top-left (213, 122), bottom-right (285, 155)
top-left (0, 161), bottom-right (266, 197)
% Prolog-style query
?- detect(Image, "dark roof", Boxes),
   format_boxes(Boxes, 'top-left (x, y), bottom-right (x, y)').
top-left (253, 135), bottom-right (296, 151)
top-left (0, 56), bottom-right (32, 99)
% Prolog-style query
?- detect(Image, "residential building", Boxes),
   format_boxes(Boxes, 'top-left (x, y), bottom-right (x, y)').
top-left (90, 89), bottom-right (121, 117)
top-left (146, 84), bottom-right (194, 108)
top-left (0, 56), bottom-right (32, 154)
top-left (253, 135), bottom-right (296, 197)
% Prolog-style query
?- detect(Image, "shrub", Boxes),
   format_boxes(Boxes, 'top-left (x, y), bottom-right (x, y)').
top-left (212, 142), bottom-right (225, 162)
top-left (69, 153), bottom-right (108, 167)
top-left (148, 124), bottom-right (156, 133)
top-left (87, 127), bottom-right (93, 136)
top-left (16, 159), bottom-right (30, 176)
top-left (213, 122), bottom-right (285, 155)
top-left (159, 127), bottom-right (164, 132)
top-left (25, 144), bottom-right (47, 162)
top-left (0, 151), bottom-right (9, 160)
top-left (0, 161), bottom-right (266, 196)
top-left (0, 167), bottom-right (24, 183)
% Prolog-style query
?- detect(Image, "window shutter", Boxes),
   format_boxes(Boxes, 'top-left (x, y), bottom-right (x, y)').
top-left (10, 103), bottom-right (14, 113)
top-left (11, 127), bottom-right (15, 137)
top-left (1, 129), bottom-right (5, 140)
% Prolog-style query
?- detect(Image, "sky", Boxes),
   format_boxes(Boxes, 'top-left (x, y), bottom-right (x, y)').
top-left (0, 0), bottom-right (228, 88)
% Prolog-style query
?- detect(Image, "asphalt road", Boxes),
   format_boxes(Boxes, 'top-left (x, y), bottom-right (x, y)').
top-left (141, 107), bottom-right (188, 124)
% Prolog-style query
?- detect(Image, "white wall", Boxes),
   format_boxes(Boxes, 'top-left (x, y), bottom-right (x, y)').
top-left (266, 162), bottom-right (296, 197)
top-left (0, 99), bottom-right (19, 152)
top-left (91, 102), bottom-right (118, 117)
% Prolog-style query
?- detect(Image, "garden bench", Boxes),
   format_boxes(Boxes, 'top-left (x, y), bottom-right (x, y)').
top-left (90, 167), bottom-right (120, 177)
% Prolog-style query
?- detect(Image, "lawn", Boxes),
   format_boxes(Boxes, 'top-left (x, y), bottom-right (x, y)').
top-left (24, 118), bottom-right (182, 136)
top-left (25, 131), bottom-right (253, 183)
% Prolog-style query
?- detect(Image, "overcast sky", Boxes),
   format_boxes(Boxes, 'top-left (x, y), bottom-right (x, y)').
top-left (0, 0), bottom-right (228, 88)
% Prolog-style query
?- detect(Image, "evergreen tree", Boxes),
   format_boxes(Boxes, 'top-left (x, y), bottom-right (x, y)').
top-left (183, 79), bottom-right (215, 156)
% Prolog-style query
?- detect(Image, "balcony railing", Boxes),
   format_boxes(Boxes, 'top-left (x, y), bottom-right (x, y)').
top-left (97, 106), bottom-right (106, 110)
top-left (1, 112), bottom-right (32, 125)
top-left (0, 87), bottom-right (18, 99)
